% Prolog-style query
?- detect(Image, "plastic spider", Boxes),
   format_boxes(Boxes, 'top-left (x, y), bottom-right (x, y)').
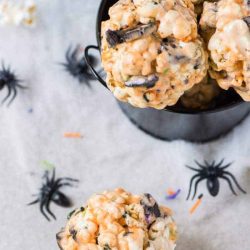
top-left (28, 168), bottom-right (79, 221)
top-left (62, 45), bottom-right (96, 87)
top-left (0, 62), bottom-right (26, 106)
top-left (186, 159), bottom-right (246, 200)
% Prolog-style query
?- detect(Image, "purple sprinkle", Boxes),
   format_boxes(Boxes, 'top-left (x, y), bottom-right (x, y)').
top-left (166, 189), bottom-right (181, 200)
top-left (145, 214), bottom-right (151, 224)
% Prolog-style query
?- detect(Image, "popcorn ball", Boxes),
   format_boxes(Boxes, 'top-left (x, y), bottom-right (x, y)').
top-left (180, 75), bottom-right (220, 109)
top-left (201, 0), bottom-right (250, 101)
top-left (57, 188), bottom-right (177, 250)
top-left (101, 0), bottom-right (208, 109)
top-left (0, 0), bottom-right (36, 27)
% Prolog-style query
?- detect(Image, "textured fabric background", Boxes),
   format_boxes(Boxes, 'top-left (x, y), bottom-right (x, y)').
top-left (0, 1), bottom-right (250, 249)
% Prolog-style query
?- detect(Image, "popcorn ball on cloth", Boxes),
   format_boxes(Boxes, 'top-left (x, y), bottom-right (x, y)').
top-left (57, 188), bottom-right (177, 250)
top-left (0, 0), bottom-right (36, 27)
top-left (101, 0), bottom-right (208, 109)
top-left (200, 0), bottom-right (250, 100)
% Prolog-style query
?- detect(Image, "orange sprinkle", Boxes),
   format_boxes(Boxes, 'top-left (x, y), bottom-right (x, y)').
top-left (167, 188), bottom-right (176, 196)
top-left (63, 132), bottom-right (83, 138)
top-left (189, 194), bottom-right (203, 214)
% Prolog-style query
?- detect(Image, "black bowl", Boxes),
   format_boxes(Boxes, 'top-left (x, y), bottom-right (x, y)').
top-left (84, 0), bottom-right (250, 142)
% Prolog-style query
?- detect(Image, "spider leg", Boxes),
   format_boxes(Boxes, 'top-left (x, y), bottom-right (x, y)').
top-left (47, 168), bottom-right (56, 186)
top-left (55, 182), bottom-right (75, 189)
top-left (53, 180), bottom-right (78, 191)
top-left (220, 162), bottom-right (233, 170)
top-left (1, 61), bottom-right (6, 71)
top-left (66, 46), bottom-right (72, 62)
top-left (27, 199), bottom-right (39, 205)
top-left (194, 160), bottom-right (205, 169)
top-left (7, 86), bottom-right (17, 106)
top-left (44, 171), bottom-right (50, 183)
top-left (220, 176), bottom-right (237, 195)
top-left (186, 165), bottom-right (200, 172)
top-left (88, 54), bottom-right (98, 67)
top-left (54, 177), bottom-right (79, 187)
top-left (211, 160), bottom-right (215, 167)
top-left (192, 177), bottom-right (206, 200)
top-left (61, 63), bottom-right (72, 73)
top-left (40, 199), bottom-right (50, 221)
top-left (7, 64), bottom-right (11, 72)
top-left (72, 45), bottom-right (80, 59)
top-left (45, 198), bottom-right (56, 220)
top-left (1, 85), bottom-right (11, 104)
top-left (186, 174), bottom-right (200, 200)
top-left (60, 62), bottom-right (68, 68)
top-left (61, 177), bottom-right (79, 182)
top-left (223, 171), bottom-right (246, 194)
top-left (214, 159), bottom-right (224, 168)
top-left (16, 82), bottom-right (27, 89)
top-left (204, 160), bottom-right (210, 167)
top-left (83, 78), bottom-right (91, 88)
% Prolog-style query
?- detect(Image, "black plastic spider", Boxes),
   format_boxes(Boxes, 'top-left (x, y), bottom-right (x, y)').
top-left (0, 62), bottom-right (26, 106)
top-left (62, 45), bottom-right (96, 87)
top-left (186, 159), bottom-right (246, 200)
top-left (28, 168), bottom-right (79, 221)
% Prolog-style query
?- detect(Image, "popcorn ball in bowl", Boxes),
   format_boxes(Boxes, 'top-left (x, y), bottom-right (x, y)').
top-left (180, 75), bottom-right (220, 109)
top-left (101, 0), bottom-right (208, 109)
top-left (57, 188), bottom-right (177, 250)
top-left (200, 0), bottom-right (250, 101)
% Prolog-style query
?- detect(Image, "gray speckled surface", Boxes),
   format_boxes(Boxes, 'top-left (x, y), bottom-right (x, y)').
top-left (0, 1), bottom-right (250, 250)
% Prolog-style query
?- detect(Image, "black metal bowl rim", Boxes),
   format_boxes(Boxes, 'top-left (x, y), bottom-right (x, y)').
top-left (84, 0), bottom-right (244, 115)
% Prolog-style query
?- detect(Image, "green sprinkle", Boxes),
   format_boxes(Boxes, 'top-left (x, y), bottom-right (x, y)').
top-left (163, 68), bottom-right (169, 75)
top-left (41, 160), bottom-right (55, 170)
top-left (82, 209), bottom-right (87, 217)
